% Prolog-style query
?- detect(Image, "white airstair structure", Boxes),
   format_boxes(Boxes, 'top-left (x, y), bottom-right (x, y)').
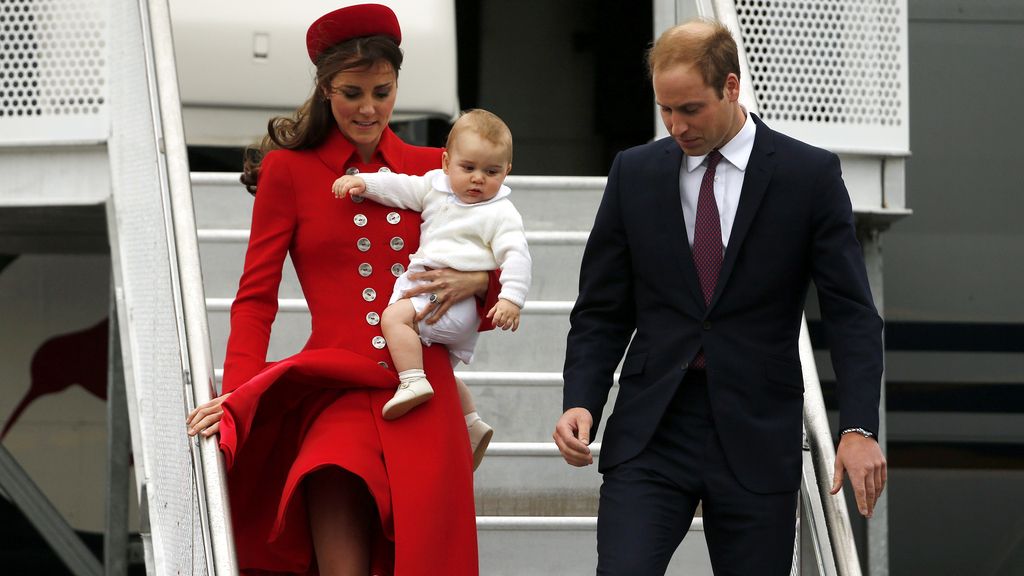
top-left (1, 0), bottom-right (235, 574)
top-left (0, 0), bottom-right (909, 574)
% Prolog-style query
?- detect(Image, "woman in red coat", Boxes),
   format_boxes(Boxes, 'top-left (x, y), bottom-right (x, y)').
top-left (186, 5), bottom-right (493, 575)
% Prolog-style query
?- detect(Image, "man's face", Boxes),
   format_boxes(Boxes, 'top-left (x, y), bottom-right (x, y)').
top-left (653, 63), bottom-right (742, 156)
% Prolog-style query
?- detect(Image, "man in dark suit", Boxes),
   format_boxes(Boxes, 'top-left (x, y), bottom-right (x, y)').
top-left (553, 20), bottom-right (887, 575)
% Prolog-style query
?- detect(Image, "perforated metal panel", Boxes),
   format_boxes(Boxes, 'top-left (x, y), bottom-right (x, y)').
top-left (733, 0), bottom-right (909, 154)
top-left (0, 0), bottom-right (108, 144)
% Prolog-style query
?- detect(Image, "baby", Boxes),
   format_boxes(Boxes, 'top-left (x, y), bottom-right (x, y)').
top-left (332, 109), bottom-right (531, 470)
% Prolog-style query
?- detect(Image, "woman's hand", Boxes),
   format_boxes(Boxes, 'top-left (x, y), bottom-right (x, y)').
top-left (405, 269), bottom-right (489, 324)
top-left (186, 392), bottom-right (232, 438)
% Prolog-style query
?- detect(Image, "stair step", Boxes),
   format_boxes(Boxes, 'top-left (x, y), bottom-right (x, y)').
top-left (191, 173), bottom-right (606, 231)
top-left (476, 443), bottom-right (602, 516)
top-left (195, 229), bottom-right (586, 301)
top-left (205, 299), bottom-right (573, 374)
top-left (476, 517), bottom-right (711, 575)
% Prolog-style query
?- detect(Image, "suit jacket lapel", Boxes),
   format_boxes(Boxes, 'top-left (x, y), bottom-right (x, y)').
top-left (654, 140), bottom-right (706, 309)
top-left (708, 116), bottom-right (776, 313)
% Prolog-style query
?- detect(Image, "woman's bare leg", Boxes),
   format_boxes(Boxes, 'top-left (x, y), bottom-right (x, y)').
top-left (307, 467), bottom-right (375, 576)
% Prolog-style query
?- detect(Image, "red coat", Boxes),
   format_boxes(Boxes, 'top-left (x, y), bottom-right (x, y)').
top-left (218, 127), bottom-right (489, 575)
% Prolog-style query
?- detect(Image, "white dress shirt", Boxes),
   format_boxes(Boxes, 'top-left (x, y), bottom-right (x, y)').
top-left (679, 110), bottom-right (756, 249)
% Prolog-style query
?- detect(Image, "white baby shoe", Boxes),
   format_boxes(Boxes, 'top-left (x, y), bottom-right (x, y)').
top-left (467, 417), bottom-right (494, 471)
top-left (382, 377), bottom-right (434, 420)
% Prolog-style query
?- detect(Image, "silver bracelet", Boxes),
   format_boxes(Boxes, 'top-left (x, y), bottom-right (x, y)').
top-left (841, 427), bottom-right (875, 439)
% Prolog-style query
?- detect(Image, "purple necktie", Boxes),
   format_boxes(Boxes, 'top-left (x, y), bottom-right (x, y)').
top-left (692, 150), bottom-right (723, 368)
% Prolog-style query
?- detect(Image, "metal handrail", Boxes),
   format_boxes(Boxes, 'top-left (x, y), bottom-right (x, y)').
top-left (799, 317), bottom-right (863, 575)
top-left (142, 0), bottom-right (238, 573)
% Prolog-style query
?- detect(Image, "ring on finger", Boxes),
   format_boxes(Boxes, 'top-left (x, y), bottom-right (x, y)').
top-left (429, 292), bottom-right (442, 304)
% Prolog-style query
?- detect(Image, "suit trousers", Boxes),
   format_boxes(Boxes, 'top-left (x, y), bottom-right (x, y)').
top-left (596, 370), bottom-right (798, 575)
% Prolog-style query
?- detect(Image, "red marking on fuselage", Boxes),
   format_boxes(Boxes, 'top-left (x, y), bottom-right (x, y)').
top-left (1, 318), bottom-right (108, 439)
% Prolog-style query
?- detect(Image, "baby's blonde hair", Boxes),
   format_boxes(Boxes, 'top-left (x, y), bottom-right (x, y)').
top-left (445, 109), bottom-right (513, 164)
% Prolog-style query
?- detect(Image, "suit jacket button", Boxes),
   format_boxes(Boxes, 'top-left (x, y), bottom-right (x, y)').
top-left (703, 321), bottom-right (712, 331)
top-left (681, 362), bottom-right (689, 370)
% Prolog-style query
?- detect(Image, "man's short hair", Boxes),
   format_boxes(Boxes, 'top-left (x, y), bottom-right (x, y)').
top-left (446, 109), bottom-right (514, 164)
top-left (647, 20), bottom-right (740, 96)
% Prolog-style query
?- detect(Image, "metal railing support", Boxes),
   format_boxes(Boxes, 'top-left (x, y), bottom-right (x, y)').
top-left (0, 443), bottom-right (104, 576)
top-left (139, 0), bottom-right (239, 573)
top-left (106, 293), bottom-right (131, 576)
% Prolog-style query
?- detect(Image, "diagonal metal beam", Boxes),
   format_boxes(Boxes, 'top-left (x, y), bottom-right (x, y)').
top-left (0, 441), bottom-right (104, 576)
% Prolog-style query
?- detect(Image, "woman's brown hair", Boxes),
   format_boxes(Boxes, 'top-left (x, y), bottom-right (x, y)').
top-left (240, 35), bottom-right (403, 194)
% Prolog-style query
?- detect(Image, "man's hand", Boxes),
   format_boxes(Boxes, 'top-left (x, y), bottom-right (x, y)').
top-left (332, 175), bottom-right (366, 199)
top-left (487, 299), bottom-right (521, 331)
top-left (553, 407), bottom-right (594, 467)
top-left (831, 433), bottom-right (887, 518)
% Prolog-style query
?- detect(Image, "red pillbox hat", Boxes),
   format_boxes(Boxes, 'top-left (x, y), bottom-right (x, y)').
top-left (306, 3), bottom-right (402, 63)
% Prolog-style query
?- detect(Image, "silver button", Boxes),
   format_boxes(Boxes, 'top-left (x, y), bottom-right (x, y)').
top-left (345, 167), bottom-right (360, 175)
top-left (390, 237), bottom-right (405, 251)
top-left (358, 263), bottom-right (372, 277)
top-left (386, 211), bottom-right (401, 225)
top-left (362, 288), bottom-right (377, 302)
top-left (366, 312), bottom-right (381, 326)
top-left (372, 336), bottom-right (386, 349)
top-left (357, 237), bottom-right (371, 252)
top-left (377, 166), bottom-right (391, 173)
top-left (378, 361), bottom-right (389, 369)
top-left (391, 263), bottom-right (405, 277)
top-left (351, 194), bottom-right (365, 204)
top-left (354, 214), bottom-right (368, 227)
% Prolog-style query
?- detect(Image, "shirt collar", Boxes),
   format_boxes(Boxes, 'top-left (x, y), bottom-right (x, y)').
top-left (430, 169), bottom-right (512, 206)
top-left (685, 109), bottom-right (756, 173)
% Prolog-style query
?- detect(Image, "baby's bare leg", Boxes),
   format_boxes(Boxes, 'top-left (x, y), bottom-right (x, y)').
top-left (455, 377), bottom-right (476, 414)
top-left (381, 299), bottom-right (434, 420)
top-left (381, 299), bottom-right (423, 372)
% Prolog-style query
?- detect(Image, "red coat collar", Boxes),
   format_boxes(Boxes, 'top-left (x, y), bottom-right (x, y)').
top-left (316, 125), bottom-right (406, 174)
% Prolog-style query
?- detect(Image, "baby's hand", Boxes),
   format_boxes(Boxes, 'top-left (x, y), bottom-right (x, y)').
top-left (332, 175), bottom-right (366, 199)
top-left (487, 299), bottom-right (521, 331)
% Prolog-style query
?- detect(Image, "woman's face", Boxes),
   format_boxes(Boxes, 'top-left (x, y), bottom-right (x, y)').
top-left (324, 60), bottom-right (398, 161)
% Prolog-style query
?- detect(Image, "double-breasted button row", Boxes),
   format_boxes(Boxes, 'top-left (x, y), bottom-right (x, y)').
top-left (357, 262), bottom-right (405, 279)
top-left (353, 213), bottom-right (401, 227)
top-left (358, 236), bottom-right (405, 251)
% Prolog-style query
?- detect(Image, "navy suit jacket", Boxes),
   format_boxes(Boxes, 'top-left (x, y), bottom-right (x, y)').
top-left (563, 114), bottom-right (883, 494)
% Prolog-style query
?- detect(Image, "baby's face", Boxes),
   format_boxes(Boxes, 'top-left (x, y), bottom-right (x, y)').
top-left (442, 132), bottom-right (511, 204)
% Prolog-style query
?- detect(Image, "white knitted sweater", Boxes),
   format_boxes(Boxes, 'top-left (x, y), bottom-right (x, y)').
top-left (359, 169), bottom-right (532, 307)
